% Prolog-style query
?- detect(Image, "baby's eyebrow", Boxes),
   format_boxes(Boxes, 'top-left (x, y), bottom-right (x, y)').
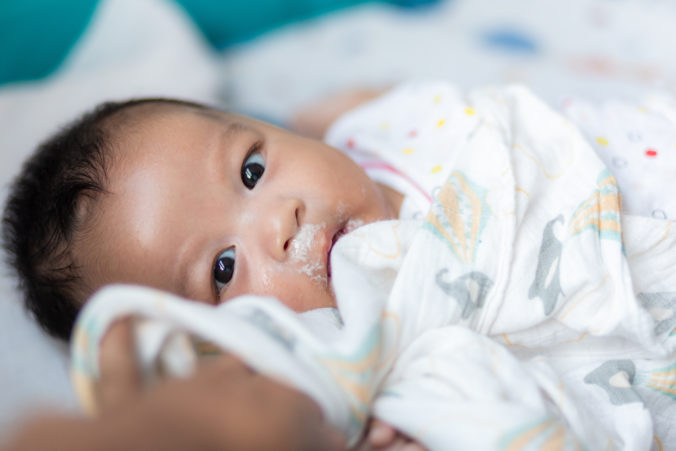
top-left (195, 108), bottom-right (254, 138)
top-left (223, 121), bottom-right (251, 137)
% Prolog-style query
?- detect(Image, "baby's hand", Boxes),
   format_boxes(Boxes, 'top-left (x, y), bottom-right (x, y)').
top-left (95, 321), bottom-right (345, 450)
top-left (356, 418), bottom-right (427, 451)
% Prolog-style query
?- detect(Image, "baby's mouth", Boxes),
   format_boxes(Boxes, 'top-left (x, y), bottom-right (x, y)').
top-left (327, 224), bottom-right (348, 278)
top-left (326, 218), bottom-right (367, 280)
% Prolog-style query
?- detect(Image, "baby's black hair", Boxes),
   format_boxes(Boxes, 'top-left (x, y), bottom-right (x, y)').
top-left (2, 97), bottom-right (211, 341)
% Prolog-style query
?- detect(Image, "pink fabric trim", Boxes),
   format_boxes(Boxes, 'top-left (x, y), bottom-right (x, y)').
top-left (361, 161), bottom-right (433, 203)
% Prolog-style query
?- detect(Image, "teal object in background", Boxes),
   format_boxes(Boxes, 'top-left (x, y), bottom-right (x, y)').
top-left (175, 0), bottom-right (376, 48)
top-left (0, 0), bottom-right (438, 86)
top-left (173, 0), bottom-right (439, 48)
top-left (0, 0), bottom-right (99, 85)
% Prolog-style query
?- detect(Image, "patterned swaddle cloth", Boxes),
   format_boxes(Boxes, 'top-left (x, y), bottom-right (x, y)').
top-left (71, 85), bottom-right (676, 450)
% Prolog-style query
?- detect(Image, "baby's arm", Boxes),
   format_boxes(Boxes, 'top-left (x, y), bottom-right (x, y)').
top-left (291, 88), bottom-right (386, 139)
top-left (97, 323), bottom-right (424, 450)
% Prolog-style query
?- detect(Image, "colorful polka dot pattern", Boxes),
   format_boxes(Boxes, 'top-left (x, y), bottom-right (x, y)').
top-left (341, 91), bottom-right (480, 180)
top-left (563, 97), bottom-right (676, 222)
top-left (329, 82), bottom-right (676, 229)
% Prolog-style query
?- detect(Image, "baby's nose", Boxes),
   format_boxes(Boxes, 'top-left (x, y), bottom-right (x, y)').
top-left (265, 198), bottom-right (302, 261)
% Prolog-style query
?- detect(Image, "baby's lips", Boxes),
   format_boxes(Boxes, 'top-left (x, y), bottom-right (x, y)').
top-left (326, 222), bottom-right (349, 278)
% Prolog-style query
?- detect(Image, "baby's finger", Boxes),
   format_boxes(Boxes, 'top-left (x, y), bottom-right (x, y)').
top-left (97, 318), bottom-right (141, 413)
top-left (400, 442), bottom-right (426, 451)
top-left (376, 439), bottom-right (427, 451)
top-left (367, 419), bottom-right (397, 447)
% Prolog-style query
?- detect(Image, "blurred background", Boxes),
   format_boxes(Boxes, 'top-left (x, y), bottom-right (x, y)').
top-left (1, 0), bottom-right (675, 439)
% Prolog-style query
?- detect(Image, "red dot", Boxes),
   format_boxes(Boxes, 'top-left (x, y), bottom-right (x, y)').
top-left (347, 138), bottom-right (355, 149)
top-left (409, 130), bottom-right (418, 137)
top-left (645, 148), bottom-right (658, 157)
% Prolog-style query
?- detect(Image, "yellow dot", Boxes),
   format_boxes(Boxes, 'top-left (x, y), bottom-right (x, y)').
top-left (465, 107), bottom-right (476, 116)
top-left (380, 121), bottom-right (390, 130)
top-left (436, 118), bottom-right (446, 128)
top-left (638, 106), bottom-right (648, 114)
top-left (433, 94), bottom-right (442, 104)
top-left (596, 137), bottom-right (609, 146)
top-left (402, 148), bottom-right (414, 155)
top-left (431, 165), bottom-right (442, 174)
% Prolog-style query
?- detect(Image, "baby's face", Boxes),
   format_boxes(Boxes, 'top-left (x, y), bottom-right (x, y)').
top-left (76, 107), bottom-right (400, 311)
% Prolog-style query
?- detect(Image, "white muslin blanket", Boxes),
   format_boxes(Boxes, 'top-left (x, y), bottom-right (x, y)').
top-left (71, 86), bottom-right (676, 450)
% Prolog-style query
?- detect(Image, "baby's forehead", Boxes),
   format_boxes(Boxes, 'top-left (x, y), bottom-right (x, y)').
top-left (110, 101), bottom-right (230, 132)
top-left (106, 102), bottom-right (245, 157)
top-left (104, 102), bottom-right (253, 173)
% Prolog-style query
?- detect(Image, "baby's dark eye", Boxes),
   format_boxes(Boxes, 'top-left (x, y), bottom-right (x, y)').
top-left (241, 151), bottom-right (265, 190)
top-left (213, 247), bottom-right (235, 293)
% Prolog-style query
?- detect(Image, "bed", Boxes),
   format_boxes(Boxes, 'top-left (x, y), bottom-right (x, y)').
top-left (1, 0), bottom-right (675, 440)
